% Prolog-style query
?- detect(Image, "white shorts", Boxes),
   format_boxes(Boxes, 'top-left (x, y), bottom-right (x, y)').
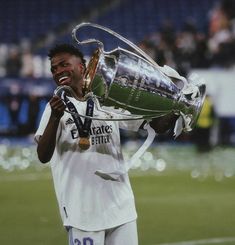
top-left (68, 220), bottom-right (138, 245)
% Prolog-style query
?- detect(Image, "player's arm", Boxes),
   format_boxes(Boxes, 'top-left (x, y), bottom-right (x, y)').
top-left (37, 96), bottom-right (65, 163)
top-left (149, 112), bottom-right (179, 134)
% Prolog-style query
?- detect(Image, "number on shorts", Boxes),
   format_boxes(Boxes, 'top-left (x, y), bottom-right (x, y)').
top-left (74, 237), bottom-right (93, 245)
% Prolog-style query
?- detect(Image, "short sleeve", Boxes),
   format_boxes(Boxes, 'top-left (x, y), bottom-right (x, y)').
top-left (34, 103), bottom-right (51, 143)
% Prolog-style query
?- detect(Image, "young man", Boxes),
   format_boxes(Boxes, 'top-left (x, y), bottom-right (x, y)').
top-left (35, 44), bottom-right (177, 245)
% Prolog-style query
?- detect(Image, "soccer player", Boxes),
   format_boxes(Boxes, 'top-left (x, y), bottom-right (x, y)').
top-left (35, 44), bottom-right (177, 245)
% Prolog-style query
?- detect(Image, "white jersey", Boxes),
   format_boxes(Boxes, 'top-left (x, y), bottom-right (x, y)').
top-left (35, 97), bottom-right (144, 231)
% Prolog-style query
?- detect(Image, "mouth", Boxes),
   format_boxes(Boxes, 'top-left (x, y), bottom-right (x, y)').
top-left (58, 75), bottom-right (71, 85)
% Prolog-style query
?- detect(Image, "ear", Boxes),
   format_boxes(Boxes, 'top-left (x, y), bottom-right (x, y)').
top-left (79, 63), bottom-right (85, 75)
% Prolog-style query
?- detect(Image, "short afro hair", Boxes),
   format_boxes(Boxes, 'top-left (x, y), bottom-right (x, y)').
top-left (48, 43), bottom-right (86, 67)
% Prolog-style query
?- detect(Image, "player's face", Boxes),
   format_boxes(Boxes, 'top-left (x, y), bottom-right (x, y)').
top-left (50, 52), bottom-right (85, 91)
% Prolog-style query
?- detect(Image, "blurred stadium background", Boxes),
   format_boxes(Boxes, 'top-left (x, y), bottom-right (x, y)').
top-left (0, 0), bottom-right (235, 244)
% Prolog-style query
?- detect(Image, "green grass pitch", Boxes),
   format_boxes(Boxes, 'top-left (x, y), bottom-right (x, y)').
top-left (0, 144), bottom-right (235, 245)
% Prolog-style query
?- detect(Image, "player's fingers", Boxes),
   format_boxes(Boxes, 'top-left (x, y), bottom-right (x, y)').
top-left (50, 95), bottom-right (62, 104)
top-left (52, 102), bottom-right (66, 112)
top-left (49, 96), bottom-right (66, 120)
top-left (50, 96), bottom-right (65, 108)
top-left (56, 103), bottom-right (66, 111)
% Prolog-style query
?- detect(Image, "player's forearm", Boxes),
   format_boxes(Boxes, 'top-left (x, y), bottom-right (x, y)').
top-left (37, 116), bottom-right (60, 163)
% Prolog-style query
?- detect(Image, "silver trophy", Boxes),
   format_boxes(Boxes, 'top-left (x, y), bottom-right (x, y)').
top-left (57, 22), bottom-right (206, 133)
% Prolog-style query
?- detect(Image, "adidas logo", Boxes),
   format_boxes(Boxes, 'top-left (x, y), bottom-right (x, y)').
top-left (65, 118), bottom-right (74, 125)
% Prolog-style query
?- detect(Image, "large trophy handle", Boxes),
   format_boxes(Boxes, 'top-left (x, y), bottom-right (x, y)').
top-left (72, 23), bottom-right (104, 50)
top-left (72, 22), bottom-right (159, 67)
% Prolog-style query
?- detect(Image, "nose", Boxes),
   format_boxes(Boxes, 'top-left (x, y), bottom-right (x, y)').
top-left (53, 67), bottom-right (66, 81)
top-left (54, 66), bottom-right (65, 76)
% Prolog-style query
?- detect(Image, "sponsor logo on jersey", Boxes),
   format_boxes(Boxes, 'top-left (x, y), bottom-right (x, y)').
top-left (70, 124), bottom-right (113, 146)
top-left (65, 118), bottom-right (74, 125)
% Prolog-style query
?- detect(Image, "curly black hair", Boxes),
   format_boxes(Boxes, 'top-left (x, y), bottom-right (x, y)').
top-left (48, 43), bottom-right (86, 67)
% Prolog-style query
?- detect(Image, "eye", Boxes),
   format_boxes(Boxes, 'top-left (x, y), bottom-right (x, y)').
top-left (51, 67), bottom-right (56, 73)
top-left (62, 63), bottom-right (69, 67)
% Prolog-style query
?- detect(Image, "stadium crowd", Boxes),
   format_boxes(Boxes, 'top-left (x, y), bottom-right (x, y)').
top-left (139, 0), bottom-right (235, 75)
top-left (1, 0), bottom-right (235, 78)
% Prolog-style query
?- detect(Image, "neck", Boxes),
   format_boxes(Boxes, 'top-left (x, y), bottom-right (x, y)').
top-left (71, 80), bottom-right (85, 100)
top-left (75, 88), bottom-right (84, 99)
top-left (69, 87), bottom-right (84, 101)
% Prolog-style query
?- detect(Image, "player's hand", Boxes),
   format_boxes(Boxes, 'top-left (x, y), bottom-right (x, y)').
top-left (149, 112), bottom-right (179, 134)
top-left (49, 95), bottom-right (66, 120)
